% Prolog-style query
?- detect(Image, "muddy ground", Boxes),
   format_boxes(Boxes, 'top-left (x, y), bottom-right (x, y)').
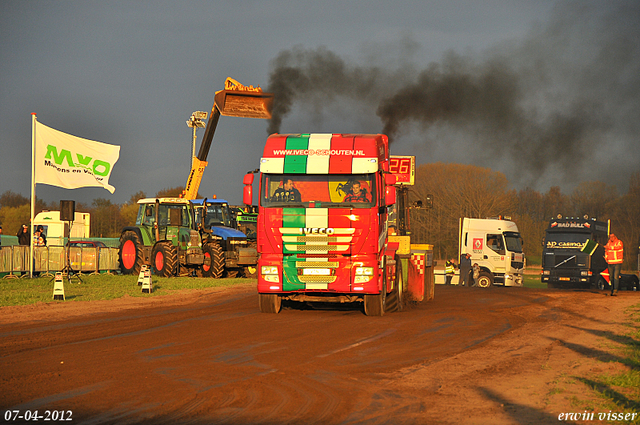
top-left (1, 283), bottom-right (638, 424)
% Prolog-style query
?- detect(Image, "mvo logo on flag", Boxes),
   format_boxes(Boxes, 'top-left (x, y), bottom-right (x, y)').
top-left (34, 121), bottom-right (120, 193)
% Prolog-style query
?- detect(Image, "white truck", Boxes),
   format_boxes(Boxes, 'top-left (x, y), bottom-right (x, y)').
top-left (33, 211), bottom-right (90, 246)
top-left (458, 217), bottom-right (525, 287)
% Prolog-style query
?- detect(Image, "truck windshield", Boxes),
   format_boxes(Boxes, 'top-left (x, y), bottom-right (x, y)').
top-left (504, 232), bottom-right (523, 253)
top-left (261, 173), bottom-right (376, 208)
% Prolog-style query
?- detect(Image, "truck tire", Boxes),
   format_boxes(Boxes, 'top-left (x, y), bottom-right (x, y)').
top-left (152, 241), bottom-right (178, 277)
top-left (364, 291), bottom-right (386, 316)
top-left (202, 243), bottom-right (224, 278)
top-left (119, 231), bottom-right (144, 275)
top-left (476, 271), bottom-right (493, 288)
top-left (597, 276), bottom-right (608, 291)
top-left (259, 293), bottom-right (281, 313)
top-left (385, 258), bottom-right (404, 313)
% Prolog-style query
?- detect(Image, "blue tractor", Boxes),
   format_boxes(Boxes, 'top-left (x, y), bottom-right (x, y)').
top-left (192, 198), bottom-right (257, 278)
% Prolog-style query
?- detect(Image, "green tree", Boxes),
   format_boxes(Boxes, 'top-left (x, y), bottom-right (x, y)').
top-left (409, 162), bottom-right (516, 260)
top-left (0, 204), bottom-right (30, 236)
top-left (90, 198), bottom-right (121, 238)
top-left (0, 190), bottom-right (29, 208)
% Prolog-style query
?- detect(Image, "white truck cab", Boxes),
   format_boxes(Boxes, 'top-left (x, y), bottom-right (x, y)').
top-left (459, 217), bottom-right (525, 287)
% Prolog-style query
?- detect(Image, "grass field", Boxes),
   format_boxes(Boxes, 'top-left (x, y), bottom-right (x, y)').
top-left (0, 273), bottom-right (248, 307)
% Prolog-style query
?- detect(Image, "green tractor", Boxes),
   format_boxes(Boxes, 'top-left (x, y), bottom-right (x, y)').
top-left (118, 197), bottom-right (223, 277)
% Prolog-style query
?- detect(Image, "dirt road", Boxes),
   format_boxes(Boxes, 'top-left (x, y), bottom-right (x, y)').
top-left (1, 283), bottom-right (637, 424)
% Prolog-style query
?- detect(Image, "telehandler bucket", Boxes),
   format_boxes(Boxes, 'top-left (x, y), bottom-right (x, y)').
top-left (213, 77), bottom-right (273, 119)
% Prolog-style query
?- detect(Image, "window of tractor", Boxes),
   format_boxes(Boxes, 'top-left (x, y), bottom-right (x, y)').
top-left (205, 204), bottom-right (232, 228)
top-left (260, 174), bottom-right (376, 208)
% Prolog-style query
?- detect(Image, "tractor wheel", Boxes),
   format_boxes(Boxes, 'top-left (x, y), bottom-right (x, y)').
top-left (244, 265), bottom-right (258, 279)
top-left (385, 258), bottom-right (404, 313)
top-left (151, 242), bottom-right (178, 277)
top-left (119, 231), bottom-right (144, 275)
top-left (202, 243), bottom-right (224, 278)
top-left (225, 269), bottom-right (239, 279)
top-left (476, 271), bottom-right (494, 288)
top-left (259, 293), bottom-right (281, 314)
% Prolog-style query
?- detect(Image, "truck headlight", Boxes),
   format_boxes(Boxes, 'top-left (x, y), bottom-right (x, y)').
top-left (261, 266), bottom-right (278, 275)
top-left (354, 267), bottom-right (374, 283)
top-left (542, 270), bottom-right (550, 275)
top-left (355, 267), bottom-right (374, 276)
top-left (261, 265), bottom-right (279, 283)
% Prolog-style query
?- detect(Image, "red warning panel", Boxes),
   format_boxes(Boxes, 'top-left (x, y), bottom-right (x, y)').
top-left (389, 155), bottom-right (415, 186)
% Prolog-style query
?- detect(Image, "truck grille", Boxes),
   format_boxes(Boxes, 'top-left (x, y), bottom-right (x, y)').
top-left (298, 275), bottom-right (337, 284)
top-left (551, 254), bottom-right (577, 268)
top-left (296, 261), bottom-right (339, 268)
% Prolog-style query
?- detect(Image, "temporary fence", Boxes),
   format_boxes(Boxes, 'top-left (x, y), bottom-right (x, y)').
top-left (0, 245), bottom-right (120, 278)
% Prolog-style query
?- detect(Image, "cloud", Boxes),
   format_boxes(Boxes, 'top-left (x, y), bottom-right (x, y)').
top-left (266, 1), bottom-right (640, 192)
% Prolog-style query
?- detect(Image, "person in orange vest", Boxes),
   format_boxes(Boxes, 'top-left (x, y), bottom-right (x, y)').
top-left (604, 233), bottom-right (624, 296)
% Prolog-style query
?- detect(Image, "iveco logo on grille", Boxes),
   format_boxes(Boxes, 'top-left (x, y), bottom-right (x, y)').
top-left (302, 228), bottom-right (335, 235)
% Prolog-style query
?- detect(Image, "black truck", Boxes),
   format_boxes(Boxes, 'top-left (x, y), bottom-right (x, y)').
top-left (542, 216), bottom-right (638, 290)
top-left (542, 216), bottom-right (609, 289)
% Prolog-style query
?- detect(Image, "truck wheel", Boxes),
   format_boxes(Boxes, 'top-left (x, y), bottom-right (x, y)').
top-left (259, 293), bottom-right (281, 313)
top-left (119, 231), bottom-right (144, 275)
top-left (244, 266), bottom-right (258, 279)
top-left (202, 243), bottom-right (224, 278)
top-left (597, 276), bottom-right (608, 291)
top-left (385, 258), bottom-right (404, 313)
top-left (476, 271), bottom-right (493, 288)
top-left (152, 242), bottom-right (178, 277)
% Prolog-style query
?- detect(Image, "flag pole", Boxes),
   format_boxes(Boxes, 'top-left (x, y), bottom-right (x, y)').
top-left (30, 113), bottom-right (36, 278)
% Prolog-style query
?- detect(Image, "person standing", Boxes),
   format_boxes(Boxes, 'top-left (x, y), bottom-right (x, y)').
top-left (472, 263), bottom-right (480, 287)
top-left (17, 224), bottom-right (30, 245)
top-left (445, 258), bottom-right (456, 285)
top-left (604, 233), bottom-right (624, 296)
top-left (36, 225), bottom-right (47, 246)
top-left (459, 253), bottom-right (472, 287)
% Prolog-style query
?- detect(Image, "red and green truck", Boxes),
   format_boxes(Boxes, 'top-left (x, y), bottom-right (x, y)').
top-left (242, 133), bottom-right (434, 315)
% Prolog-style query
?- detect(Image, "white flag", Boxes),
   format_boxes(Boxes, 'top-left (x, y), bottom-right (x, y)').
top-left (34, 121), bottom-right (120, 193)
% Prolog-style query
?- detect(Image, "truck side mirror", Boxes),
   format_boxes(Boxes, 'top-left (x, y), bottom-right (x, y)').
top-left (385, 174), bottom-right (397, 186)
top-left (385, 186), bottom-right (396, 206)
top-left (384, 173), bottom-right (397, 206)
top-left (243, 173), bottom-right (254, 206)
top-left (243, 185), bottom-right (253, 206)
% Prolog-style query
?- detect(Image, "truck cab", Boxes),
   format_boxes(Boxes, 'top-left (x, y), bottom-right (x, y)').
top-left (243, 133), bottom-right (432, 315)
top-left (459, 217), bottom-right (525, 287)
top-left (541, 216), bottom-right (608, 288)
